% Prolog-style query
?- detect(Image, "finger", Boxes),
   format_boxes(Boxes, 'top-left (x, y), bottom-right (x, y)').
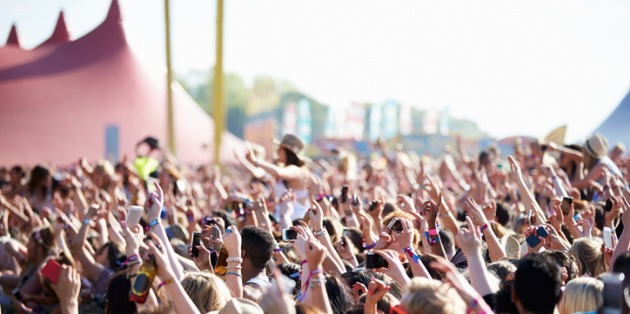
top-left (155, 182), bottom-right (164, 202)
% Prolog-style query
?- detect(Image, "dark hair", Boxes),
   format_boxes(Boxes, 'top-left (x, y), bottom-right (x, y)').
top-left (240, 226), bottom-right (274, 270)
top-left (420, 254), bottom-right (445, 280)
top-left (28, 165), bottom-right (50, 194)
top-left (514, 254), bottom-right (562, 314)
top-left (283, 147), bottom-right (305, 167)
top-left (495, 280), bottom-right (518, 314)
top-left (495, 202), bottom-right (511, 226)
top-left (487, 260), bottom-right (517, 282)
top-left (324, 275), bottom-right (354, 314)
top-left (439, 229), bottom-right (454, 257)
top-left (612, 252), bottom-right (630, 286)
top-left (277, 262), bottom-right (301, 297)
top-left (31, 227), bottom-right (55, 252)
top-left (96, 242), bottom-right (124, 271)
top-left (541, 250), bottom-right (578, 283)
top-left (104, 271), bottom-right (137, 314)
top-left (10, 165), bottom-right (25, 178)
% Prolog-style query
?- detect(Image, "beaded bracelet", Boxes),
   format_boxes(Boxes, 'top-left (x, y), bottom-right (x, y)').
top-left (227, 257), bottom-right (243, 263)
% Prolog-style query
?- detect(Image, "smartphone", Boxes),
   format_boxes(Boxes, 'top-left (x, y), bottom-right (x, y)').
top-left (126, 205), bottom-right (143, 228)
top-left (561, 197), bottom-right (573, 216)
top-left (41, 259), bottom-right (62, 284)
top-left (211, 226), bottom-right (222, 251)
top-left (341, 185), bottom-right (349, 203)
top-left (387, 218), bottom-right (403, 233)
top-left (604, 227), bottom-right (614, 249)
top-left (365, 252), bottom-right (388, 269)
top-left (537, 226), bottom-right (548, 238)
top-left (146, 177), bottom-right (158, 193)
top-left (602, 273), bottom-right (624, 314)
top-left (341, 228), bottom-right (349, 246)
top-left (368, 200), bottom-right (378, 212)
top-left (527, 209), bottom-right (533, 225)
top-left (526, 234), bottom-right (541, 248)
top-left (191, 232), bottom-right (202, 258)
top-left (605, 199), bottom-right (613, 212)
top-left (282, 229), bottom-right (298, 242)
top-left (352, 194), bottom-right (359, 206)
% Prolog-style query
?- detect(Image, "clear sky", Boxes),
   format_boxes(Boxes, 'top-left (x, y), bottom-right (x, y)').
top-left (2, 0), bottom-right (630, 143)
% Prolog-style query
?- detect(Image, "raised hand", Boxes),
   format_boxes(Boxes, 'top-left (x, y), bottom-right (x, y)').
top-left (306, 240), bottom-right (327, 269)
top-left (224, 225), bottom-right (242, 258)
top-left (365, 278), bottom-right (390, 306)
top-left (464, 198), bottom-right (489, 227)
top-left (456, 216), bottom-right (482, 257)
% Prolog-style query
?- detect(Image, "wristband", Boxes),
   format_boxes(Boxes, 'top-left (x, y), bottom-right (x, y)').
top-left (313, 229), bottom-right (328, 238)
top-left (403, 247), bottom-right (420, 264)
top-left (428, 229), bottom-right (438, 236)
top-left (158, 278), bottom-right (174, 289)
top-left (274, 247), bottom-right (284, 253)
top-left (83, 218), bottom-right (91, 225)
top-left (149, 219), bottom-right (160, 228)
top-left (424, 231), bottom-right (440, 246)
top-left (363, 241), bottom-right (377, 250)
top-left (227, 265), bottom-right (242, 269)
top-left (226, 257), bottom-right (243, 263)
top-left (226, 271), bottom-right (242, 277)
top-left (301, 259), bottom-right (308, 265)
top-left (480, 223), bottom-right (489, 233)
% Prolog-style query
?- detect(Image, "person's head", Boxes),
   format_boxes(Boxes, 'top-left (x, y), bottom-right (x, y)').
top-left (181, 272), bottom-right (231, 313)
top-left (104, 271), bottom-right (137, 314)
top-left (28, 165), bottom-right (51, 193)
top-left (583, 134), bottom-right (609, 170)
top-left (487, 260), bottom-right (517, 282)
top-left (92, 161), bottom-right (115, 189)
top-left (439, 229), bottom-right (455, 259)
top-left (495, 202), bottom-right (511, 226)
top-left (240, 226), bottom-right (274, 272)
top-left (358, 292), bottom-right (398, 314)
top-left (569, 238), bottom-right (607, 277)
top-left (9, 165), bottom-right (25, 185)
top-left (324, 275), bottom-right (354, 314)
top-left (558, 277), bottom-right (603, 314)
top-left (541, 250), bottom-right (579, 283)
top-left (275, 134), bottom-right (306, 167)
top-left (27, 227), bottom-right (55, 263)
top-left (95, 242), bottom-right (124, 270)
top-left (399, 277), bottom-right (466, 314)
top-left (612, 252), bottom-right (630, 287)
top-left (513, 254), bottom-right (563, 314)
top-left (277, 263), bottom-right (302, 296)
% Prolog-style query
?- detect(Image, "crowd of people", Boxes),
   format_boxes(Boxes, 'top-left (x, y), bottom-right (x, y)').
top-left (0, 132), bottom-right (629, 314)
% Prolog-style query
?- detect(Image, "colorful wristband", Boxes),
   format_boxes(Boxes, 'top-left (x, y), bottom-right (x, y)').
top-left (480, 223), bottom-right (489, 233)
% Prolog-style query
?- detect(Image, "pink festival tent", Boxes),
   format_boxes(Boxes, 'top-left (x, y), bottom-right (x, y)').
top-left (0, 0), bottom-right (244, 166)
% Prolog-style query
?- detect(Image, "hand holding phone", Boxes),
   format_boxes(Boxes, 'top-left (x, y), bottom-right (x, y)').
top-left (41, 259), bottom-right (62, 284)
top-left (387, 218), bottom-right (403, 233)
top-left (126, 205), bottom-right (143, 229)
top-left (282, 229), bottom-right (298, 242)
top-left (191, 232), bottom-right (202, 258)
top-left (365, 252), bottom-right (388, 269)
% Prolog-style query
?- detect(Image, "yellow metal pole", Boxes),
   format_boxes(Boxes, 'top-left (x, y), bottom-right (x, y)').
top-left (213, 0), bottom-right (225, 166)
top-left (164, 0), bottom-right (175, 155)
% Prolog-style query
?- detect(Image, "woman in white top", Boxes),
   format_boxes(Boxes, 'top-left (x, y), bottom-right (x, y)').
top-left (245, 134), bottom-right (310, 220)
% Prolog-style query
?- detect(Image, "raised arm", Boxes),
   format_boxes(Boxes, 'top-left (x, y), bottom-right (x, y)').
top-left (508, 156), bottom-right (547, 223)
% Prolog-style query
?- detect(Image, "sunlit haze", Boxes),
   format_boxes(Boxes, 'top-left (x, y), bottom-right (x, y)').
top-left (2, 0), bottom-right (630, 143)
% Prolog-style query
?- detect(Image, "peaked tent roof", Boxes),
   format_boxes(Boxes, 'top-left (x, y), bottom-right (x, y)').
top-left (38, 11), bottom-right (71, 47)
top-left (6, 24), bottom-right (20, 47)
top-left (594, 88), bottom-right (630, 150)
top-left (0, 0), bottom-right (244, 166)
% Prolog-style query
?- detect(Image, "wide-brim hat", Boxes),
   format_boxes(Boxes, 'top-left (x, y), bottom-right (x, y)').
top-left (273, 134), bottom-right (307, 161)
top-left (584, 133), bottom-right (608, 159)
top-left (501, 234), bottom-right (521, 259)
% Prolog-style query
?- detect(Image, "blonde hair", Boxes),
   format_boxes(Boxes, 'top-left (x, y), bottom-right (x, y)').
top-left (400, 277), bottom-right (466, 314)
top-left (569, 238), bottom-right (607, 277)
top-left (558, 277), bottom-right (603, 314)
top-left (180, 272), bottom-right (231, 312)
top-left (338, 153), bottom-right (357, 180)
